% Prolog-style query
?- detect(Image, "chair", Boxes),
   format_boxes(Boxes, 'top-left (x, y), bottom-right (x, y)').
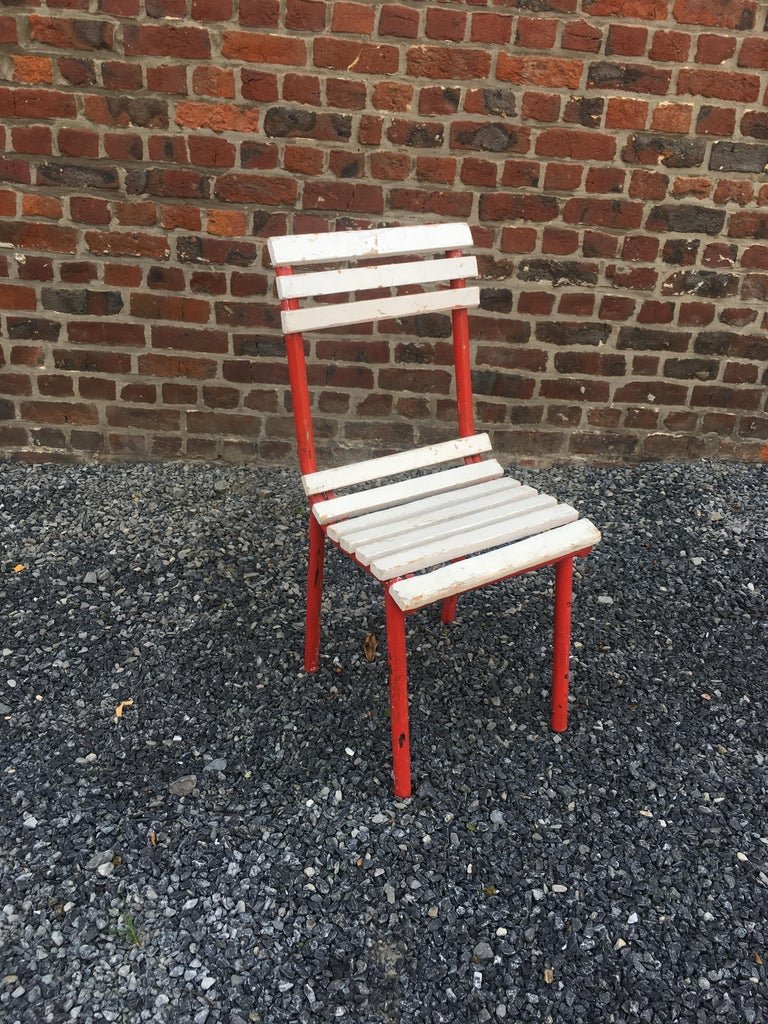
top-left (267, 222), bottom-right (601, 798)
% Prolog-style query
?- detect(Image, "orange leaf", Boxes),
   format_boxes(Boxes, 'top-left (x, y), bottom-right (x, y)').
top-left (115, 698), bottom-right (134, 719)
top-left (363, 633), bottom-right (378, 662)
top-left (13, 564), bottom-right (25, 573)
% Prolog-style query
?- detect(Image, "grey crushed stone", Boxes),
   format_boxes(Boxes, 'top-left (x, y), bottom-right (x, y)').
top-left (0, 459), bottom-right (766, 1024)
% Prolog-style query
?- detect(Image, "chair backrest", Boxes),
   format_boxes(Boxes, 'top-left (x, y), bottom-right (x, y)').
top-left (268, 222), bottom-right (481, 481)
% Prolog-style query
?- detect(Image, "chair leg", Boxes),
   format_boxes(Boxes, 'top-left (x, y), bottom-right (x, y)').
top-left (440, 594), bottom-right (459, 624)
top-left (304, 512), bottom-right (324, 673)
top-left (385, 590), bottom-right (412, 799)
top-left (551, 555), bottom-right (574, 732)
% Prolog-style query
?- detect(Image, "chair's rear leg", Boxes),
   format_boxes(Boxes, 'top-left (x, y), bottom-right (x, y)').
top-left (304, 512), bottom-right (325, 672)
top-left (385, 590), bottom-right (412, 798)
top-left (440, 594), bottom-right (459, 624)
top-left (551, 555), bottom-right (574, 732)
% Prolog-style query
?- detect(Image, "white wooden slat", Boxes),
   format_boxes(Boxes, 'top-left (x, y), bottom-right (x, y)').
top-left (339, 481), bottom-right (537, 554)
top-left (389, 519), bottom-right (602, 611)
top-left (303, 432), bottom-right (491, 496)
top-left (282, 286), bottom-right (479, 335)
top-left (355, 494), bottom-right (558, 567)
top-left (275, 256), bottom-right (478, 301)
top-left (328, 477), bottom-right (519, 546)
top-left (370, 504), bottom-right (580, 581)
top-left (268, 222), bottom-right (473, 267)
top-left (312, 459), bottom-right (504, 526)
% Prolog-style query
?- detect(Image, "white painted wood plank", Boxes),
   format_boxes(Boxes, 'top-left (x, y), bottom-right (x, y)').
top-left (312, 459), bottom-right (504, 526)
top-left (370, 504), bottom-right (580, 581)
top-left (268, 223), bottom-right (473, 267)
top-left (282, 286), bottom-right (479, 335)
top-left (276, 256), bottom-right (477, 300)
top-left (356, 494), bottom-right (558, 567)
top-left (389, 519), bottom-right (602, 611)
top-left (327, 477), bottom-right (518, 546)
top-left (340, 481), bottom-right (537, 554)
top-left (303, 432), bottom-right (491, 496)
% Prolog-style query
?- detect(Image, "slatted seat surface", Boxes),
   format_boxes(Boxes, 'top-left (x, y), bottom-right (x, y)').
top-left (323, 462), bottom-right (592, 585)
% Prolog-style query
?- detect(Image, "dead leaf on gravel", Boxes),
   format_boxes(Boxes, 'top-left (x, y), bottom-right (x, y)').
top-left (754, 951), bottom-right (764, 965)
top-left (363, 634), bottom-right (378, 662)
top-left (544, 967), bottom-right (554, 984)
top-left (115, 698), bottom-right (134, 719)
top-left (13, 564), bottom-right (25, 573)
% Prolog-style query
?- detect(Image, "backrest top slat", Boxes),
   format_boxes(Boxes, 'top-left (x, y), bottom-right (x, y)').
top-left (268, 222), bottom-right (473, 267)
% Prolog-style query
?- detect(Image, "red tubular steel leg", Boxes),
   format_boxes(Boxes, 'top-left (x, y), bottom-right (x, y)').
top-left (385, 590), bottom-right (411, 799)
top-left (441, 594), bottom-right (459, 624)
top-left (551, 556), bottom-right (574, 732)
top-left (304, 513), bottom-right (324, 673)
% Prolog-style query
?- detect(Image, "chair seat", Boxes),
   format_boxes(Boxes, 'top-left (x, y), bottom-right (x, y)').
top-left (319, 457), bottom-right (601, 602)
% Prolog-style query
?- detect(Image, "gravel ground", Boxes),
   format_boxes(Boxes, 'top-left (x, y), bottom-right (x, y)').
top-left (0, 458), bottom-right (766, 1024)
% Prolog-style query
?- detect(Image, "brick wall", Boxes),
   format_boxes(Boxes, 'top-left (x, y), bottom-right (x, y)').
top-left (0, 0), bottom-right (767, 466)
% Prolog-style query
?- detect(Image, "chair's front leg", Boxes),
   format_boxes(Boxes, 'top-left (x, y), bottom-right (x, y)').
top-left (385, 590), bottom-right (412, 798)
top-left (551, 555), bottom-right (574, 732)
top-left (304, 512), bottom-right (325, 672)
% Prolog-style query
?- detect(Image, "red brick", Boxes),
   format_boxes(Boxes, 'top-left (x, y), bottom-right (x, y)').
top-left (543, 163), bottom-right (582, 191)
top-left (85, 230), bottom-right (169, 259)
top-left (606, 98), bottom-right (648, 130)
top-left (241, 70), bottom-right (278, 102)
top-left (650, 30), bottom-right (691, 62)
top-left (140, 354), bottom-right (216, 379)
top-left (407, 46), bottom-right (489, 80)
top-left (303, 180), bottom-right (384, 215)
top-left (11, 125), bottom-right (53, 155)
top-left (21, 194), bottom-right (63, 219)
top-left (131, 294), bottom-right (211, 325)
top-left (239, 0), bottom-right (278, 25)
top-left (372, 82), bottom-right (412, 112)
top-left (317, 38), bottom-right (398, 75)
top-left (497, 55), bottom-right (583, 89)
top-left (124, 24), bottom-right (207, 58)
top-left (58, 127), bottom-right (99, 158)
top-left (286, 0), bottom-right (325, 31)
top-left (678, 69), bottom-right (760, 103)
top-left (0, 16), bottom-right (17, 44)
top-left (415, 156), bottom-right (456, 184)
top-left (379, 5), bottom-right (419, 38)
top-left (516, 16), bottom-right (557, 49)
top-left (192, 0), bottom-right (232, 17)
top-left (0, 87), bottom-right (77, 120)
top-left (12, 55), bottom-right (54, 85)
top-left (370, 152), bottom-right (410, 180)
top-left (425, 8), bottom-right (466, 42)
top-left (146, 64), bottom-right (187, 94)
top-left (332, 1), bottom-right (375, 34)
top-left (651, 102), bottom-right (693, 134)
top-left (0, 284), bottom-right (37, 311)
top-left (695, 33), bottom-right (737, 64)
top-left (192, 66), bottom-right (235, 99)
top-left (21, 400), bottom-right (99, 425)
top-left (607, 25), bottom-right (647, 56)
top-left (562, 20), bottom-right (603, 53)
top-left (188, 136), bottom-right (236, 168)
top-left (673, 0), bottom-right (756, 30)
top-left (739, 38), bottom-right (768, 69)
top-left (536, 128), bottom-right (615, 161)
top-left (584, 0), bottom-right (669, 17)
top-left (471, 13), bottom-right (512, 44)
top-left (215, 173), bottom-right (297, 206)
top-left (175, 101), bottom-right (259, 133)
top-left (521, 93), bottom-right (561, 122)
top-left (222, 31), bottom-right (306, 66)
